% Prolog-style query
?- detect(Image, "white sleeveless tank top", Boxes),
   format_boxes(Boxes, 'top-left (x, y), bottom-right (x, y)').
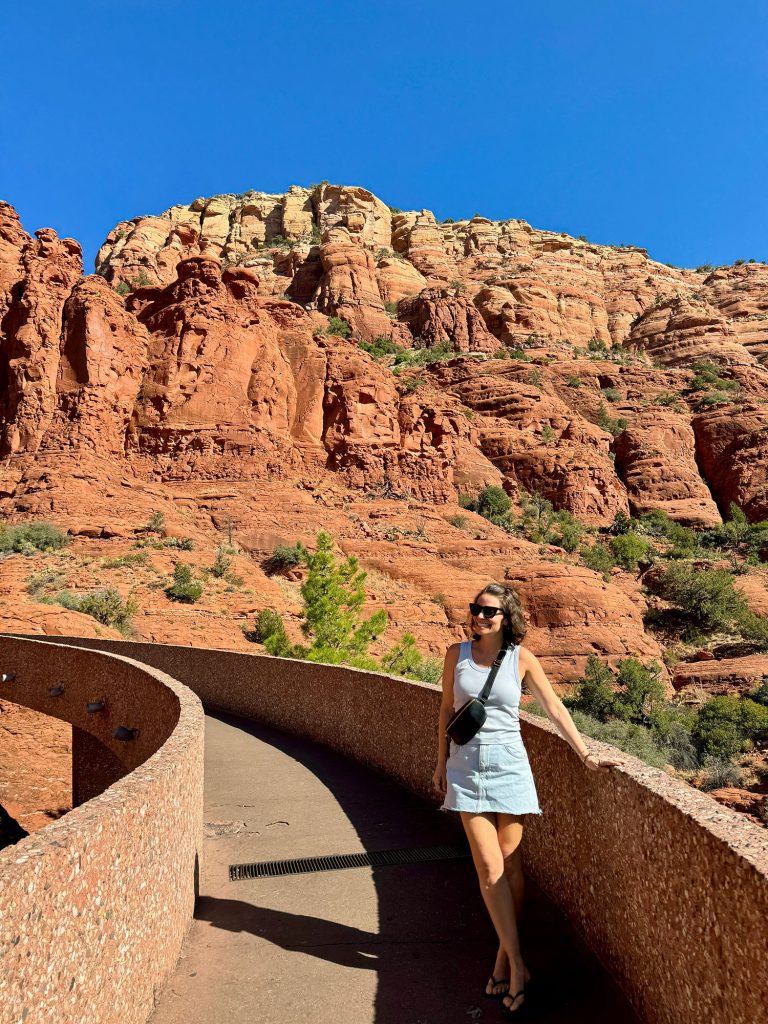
top-left (453, 639), bottom-right (522, 743)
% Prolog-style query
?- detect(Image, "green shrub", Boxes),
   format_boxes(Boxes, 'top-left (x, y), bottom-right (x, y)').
top-left (476, 485), bottom-right (511, 523)
top-left (564, 655), bottom-right (616, 722)
top-left (528, 370), bottom-right (544, 388)
top-left (580, 543), bottom-right (614, 578)
top-left (384, 301), bottom-right (399, 317)
top-left (588, 337), bottom-right (608, 353)
top-left (0, 522), bottom-right (70, 555)
top-left (612, 658), bottom-right (665, 723)
top-left (136, 269), bottom-right (152, 287)
top-left (52, 587), bottom-right (137, 635)
top-left (145, 511), bottom-right (165, 534)
top-left (392, 339), bottom-right (455, 371)
top-left (518, 489), bottom-right (555, 543)
top-left (541, 424), bottom-right (556, 444)
top-left (245, 608), bottom-right (286, 644)
top-left (211, 545), bottom-right (232, 579)
top-left (568, 709), bottom-right (667, 767)
top-left (688, 360), bottom-right (739, 394)
top-left (610, 533), bottom-right (651, 570)
top-left (381, 632), bottom-right (430, 678)
top-left (691, 695), bottom-right (764, 759)
top-left (566, 375), bottom-right (582, 388)
top-left (749, 680), bottom-right (768, 706)
top-left (610, 510), bottom-right (633, 535)
top-left (326, 316), bottom-right (352, 338)
top-left (648, 563), bottom-right (749, 633)
top-left (263, 543), bottom-right (302, 575)
top-left (116, 280), bottom-right (131, 296)
top-left (458, 494), bottom-right (477, 512)
top-left (164, 562), bottom-right (204, 603)
top-left (163, 536), bottom-right (194, 550)
top-left (597, 400), bottom-right (627, 436)
top-left (548, 510), bottom-right (583, 552)
top-left (359, 336), bottom-right (402, 359)
top-left (601, 387), bottom-right (621, 402)
top-left (448, 513), bottom-right (469, 529)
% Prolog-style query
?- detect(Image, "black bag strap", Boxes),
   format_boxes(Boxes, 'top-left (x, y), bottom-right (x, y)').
top-left (477, 642), bottom-right (511, 704)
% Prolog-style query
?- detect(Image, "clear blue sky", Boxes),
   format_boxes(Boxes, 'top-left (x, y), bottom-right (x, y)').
top-left (1, 1), bottom-right (766, 271)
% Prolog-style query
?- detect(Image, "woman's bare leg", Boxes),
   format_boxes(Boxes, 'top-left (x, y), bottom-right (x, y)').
top-left (460, 812), bottom-right (526, 1008)
top-left (495, 813), bottom-right (531, 999)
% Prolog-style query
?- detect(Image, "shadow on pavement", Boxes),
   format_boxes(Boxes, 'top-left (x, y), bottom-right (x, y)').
top-left (204, 710), bottom-right (640, 1024)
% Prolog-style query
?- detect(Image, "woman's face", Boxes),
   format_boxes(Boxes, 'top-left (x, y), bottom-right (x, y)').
top-left (471, 593), bottom-right (506, 637)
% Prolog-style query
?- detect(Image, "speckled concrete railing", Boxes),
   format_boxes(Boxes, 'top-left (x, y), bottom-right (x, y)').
top-left (5, 634), bottom-right (768, 1024)
top-left (0, 636), bottom-right (204, 1024)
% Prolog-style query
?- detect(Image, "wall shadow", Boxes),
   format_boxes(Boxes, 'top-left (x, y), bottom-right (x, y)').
top-left (206, 710), bottom-right (640, 1024)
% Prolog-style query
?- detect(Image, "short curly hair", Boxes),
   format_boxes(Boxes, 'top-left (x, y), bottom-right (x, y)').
top-left (469, 582), bottom-right (527, 645)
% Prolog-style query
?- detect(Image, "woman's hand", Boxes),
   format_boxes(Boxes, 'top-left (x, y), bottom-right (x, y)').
top-left (432, 760), bottom-right (447, 796)
top-left (583, 752), bottom-right (623, 772)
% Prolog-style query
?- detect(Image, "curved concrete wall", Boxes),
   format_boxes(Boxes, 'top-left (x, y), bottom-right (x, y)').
top-left (5, 634), bottom-right (768, 1024)
top-left (0, 637), bottom-right (205, 1024)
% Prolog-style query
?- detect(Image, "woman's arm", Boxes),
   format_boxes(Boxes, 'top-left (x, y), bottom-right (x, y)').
top-left (519, 647), bottom-right (623, 772)
top-left (432, 643), bottom-right (460, 794)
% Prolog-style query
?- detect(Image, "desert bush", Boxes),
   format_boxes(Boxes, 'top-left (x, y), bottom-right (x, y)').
top-left (564, 655), bottom-right (616, 722)
top-left (698, 756), bottom-right (744, 791)
top-left (210, 545), bottom-right (232, 579)
top-left (0, 521), bottom-right (69, 555)
top-left (597, 400), bottom-right (627, 436)
top-left (548, 509), bottom-right (583, 552)
top-left (116, 280), bottom-right (131, 296)
top-left (476, 485), bottom-right (512, 523)
top-left (102, 552), bottom-right (149, 569)
top-left (326, 316), bottom-right (352, 338)
top-left (528, 369), bottom-right (544, 388)
top-left (145, 511), bottom-right (165, 534)
top-left (691, 694), bottom-right (768, 758)
top-left (263, 543), bottom-right (302, 575)
top-left (580, 542), bottom-right (614, 578)
top-left (359, 336), bottom-right (402, 359)
top-left (568, 710), bottom-right (667, 767)
top-left (611, 657), bottom-right (665, 723)
top-left (164, 562), bottom-right (204, 603)
top-left (384, 301), bottom-right (400, 317)
top-left (648, 563), bottom-right (745, 631)
top-left (610, 532), bottom-right (651, 570)
top-left (380, 632), bottom-right (441, 684)
top-left (53, 587), bottom-right (137, 634)
top-left (448, 513), bottom-right (469, 529)
top-left (601, 387), bottom-right (621, 402)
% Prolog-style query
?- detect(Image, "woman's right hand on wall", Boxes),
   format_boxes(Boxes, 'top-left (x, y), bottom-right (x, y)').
top-left (432, 761), bottom-right (447, 796)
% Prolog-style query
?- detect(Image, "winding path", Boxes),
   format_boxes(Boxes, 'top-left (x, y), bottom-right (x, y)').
top-left (150, 711), bottom-right (640, 1024)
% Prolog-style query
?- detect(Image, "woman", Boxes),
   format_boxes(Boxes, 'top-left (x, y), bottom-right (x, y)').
top-left (432, 582), bottom-right (622, 1018)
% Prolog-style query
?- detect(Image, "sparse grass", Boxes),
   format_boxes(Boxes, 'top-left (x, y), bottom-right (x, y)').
top-left (102, 552), bottom-right (150, 569)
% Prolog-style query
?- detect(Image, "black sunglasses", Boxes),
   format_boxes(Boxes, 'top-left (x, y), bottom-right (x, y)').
top-left (469, 603), bottom-right (505, 619)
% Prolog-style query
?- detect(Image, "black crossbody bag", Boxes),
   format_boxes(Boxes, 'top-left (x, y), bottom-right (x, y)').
top-left (445, 642), bottom-right (510, 745)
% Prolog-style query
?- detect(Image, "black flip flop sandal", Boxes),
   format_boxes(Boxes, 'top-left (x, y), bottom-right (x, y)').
top-left (483, 976), bottom-right (510, 999)
top-left (501, 988), bottom-right (526, 1018)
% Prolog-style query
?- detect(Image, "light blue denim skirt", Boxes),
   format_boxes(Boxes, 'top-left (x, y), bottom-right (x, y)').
top-left (441, 734), bottom-right (542, 816)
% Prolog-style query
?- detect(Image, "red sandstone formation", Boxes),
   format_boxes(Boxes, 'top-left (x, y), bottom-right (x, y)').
top-left (3, 185), bottom-right (768, 829)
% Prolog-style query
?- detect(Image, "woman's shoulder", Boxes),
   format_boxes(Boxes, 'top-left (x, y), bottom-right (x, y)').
top-left (445, 639), bottom-right (466, 661)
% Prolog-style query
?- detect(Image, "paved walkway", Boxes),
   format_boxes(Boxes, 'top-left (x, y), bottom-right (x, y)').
top-left (150, 713), bottom-right (641, 1024)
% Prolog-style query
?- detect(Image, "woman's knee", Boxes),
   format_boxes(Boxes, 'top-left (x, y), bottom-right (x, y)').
top-left (473, 850), bottom-right (505, 889)
top-left (501, 844), bottom-right (522, 877)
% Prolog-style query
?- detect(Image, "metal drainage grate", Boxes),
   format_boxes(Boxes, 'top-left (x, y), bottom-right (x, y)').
top-left (229, 844), bottom-right (471, 881)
